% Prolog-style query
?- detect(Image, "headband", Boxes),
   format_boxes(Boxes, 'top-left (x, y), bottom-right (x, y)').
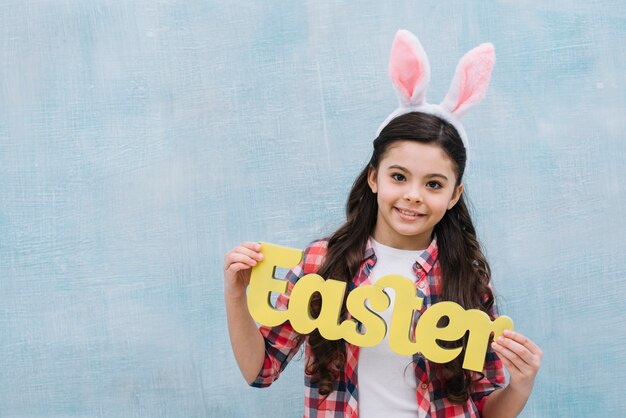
top-left (377, 30), bottom-right (495, 162)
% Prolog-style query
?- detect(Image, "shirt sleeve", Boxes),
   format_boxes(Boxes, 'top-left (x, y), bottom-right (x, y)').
top-left (470, 283), bottom-right (506, 414)
top-left (250, 240), bottom-right (328, 388)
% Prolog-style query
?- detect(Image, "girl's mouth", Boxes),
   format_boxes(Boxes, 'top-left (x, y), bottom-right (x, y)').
top-left (395, 207), bottom-right (426, 220)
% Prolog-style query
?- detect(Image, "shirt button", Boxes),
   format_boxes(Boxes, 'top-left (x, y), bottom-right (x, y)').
top-left (421, 383), bottom-right (428, 390)
top-left (418, 282), bottom-right (425, 289)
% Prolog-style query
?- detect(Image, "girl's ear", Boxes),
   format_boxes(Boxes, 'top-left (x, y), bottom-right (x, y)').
top-left (440, 43), bottom-right (495, 119)
top-left (447, 183), bottom-right (464, 210)
top-left (367, 167), bottom-right (378, 194)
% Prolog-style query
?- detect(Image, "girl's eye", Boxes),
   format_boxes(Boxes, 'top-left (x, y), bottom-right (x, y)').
top-left (391, 173), bottom-right (406, 181)
top-left (426, 181), bottom-right (442, 189)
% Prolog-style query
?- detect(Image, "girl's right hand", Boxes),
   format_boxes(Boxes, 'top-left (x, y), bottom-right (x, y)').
top-left (223, 242), bottom-right (264, 299)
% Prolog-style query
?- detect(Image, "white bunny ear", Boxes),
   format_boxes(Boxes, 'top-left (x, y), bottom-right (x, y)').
top-left (389, 30), bottom-right (431, 107)
top-left (441, 43), bottom-right (495, 118)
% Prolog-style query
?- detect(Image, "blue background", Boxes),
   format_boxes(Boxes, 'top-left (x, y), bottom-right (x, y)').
top-left (1, 1), bottom-right (624, 417)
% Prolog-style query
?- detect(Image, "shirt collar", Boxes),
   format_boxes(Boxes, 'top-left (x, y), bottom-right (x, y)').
top-left (363, 235), bottom-right (439, 274)
top-left (416, 235), bottom-right (438, 273)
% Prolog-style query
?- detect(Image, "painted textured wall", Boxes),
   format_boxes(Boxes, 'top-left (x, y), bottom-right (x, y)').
top-left (1, 1), bottom-right (624, 417)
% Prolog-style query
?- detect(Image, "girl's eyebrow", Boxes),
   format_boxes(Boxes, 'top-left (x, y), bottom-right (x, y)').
top-left (425, 173), bottom-right (449, 181)
top-left (387, 164), bottom-right (449, 181)
top-left (387, 164), bottom-right (409, 172)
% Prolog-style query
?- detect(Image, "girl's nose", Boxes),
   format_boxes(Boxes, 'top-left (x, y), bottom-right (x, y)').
top-left (404, 187), bottom-right (422, 202)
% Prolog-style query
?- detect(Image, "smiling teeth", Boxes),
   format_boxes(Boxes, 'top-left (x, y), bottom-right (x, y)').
top-left (399, 209), bottom-right (419, 216)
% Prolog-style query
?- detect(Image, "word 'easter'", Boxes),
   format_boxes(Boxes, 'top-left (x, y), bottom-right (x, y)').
top-left (247, 242), bottom-right (513, 371)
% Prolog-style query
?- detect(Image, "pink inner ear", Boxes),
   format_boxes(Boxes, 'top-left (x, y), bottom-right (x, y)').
top-left (452, 45), bottom-right (494, 113)
top-left (390, 38), bottom-right (423, 101)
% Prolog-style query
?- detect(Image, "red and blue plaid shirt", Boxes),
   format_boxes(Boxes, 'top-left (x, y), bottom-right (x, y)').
top-left (251, 237), bottom-right (505, 417)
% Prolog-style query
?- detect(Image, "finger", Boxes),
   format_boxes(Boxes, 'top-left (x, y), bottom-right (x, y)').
top-left (493, 346), bottom-right (522, 375)
top-left (503, 330), bottom-right (542, 356)
top-left (239, 244), bottom-right (264, 260)
top-left (491, 341), bottom-right (523, 374)
top-left (230, 243), bottom-right (264, 262)
top-left (224, 252), bottom-right (258, 270)
top-left (226, 262), bottom-right (254, 275)
top-left (496, 336), bottom-right (536, 366)
top-left (227, 247), bottom-right (263, 265)
top-left (240, 241), bottom-right (262, 253)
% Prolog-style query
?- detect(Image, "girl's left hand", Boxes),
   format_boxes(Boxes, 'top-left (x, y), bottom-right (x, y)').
top-left (491, 330), bottom-right (542, 395)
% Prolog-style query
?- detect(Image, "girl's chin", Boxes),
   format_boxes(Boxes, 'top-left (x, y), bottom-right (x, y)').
top-left (381, 232), bottom-right (431, 250)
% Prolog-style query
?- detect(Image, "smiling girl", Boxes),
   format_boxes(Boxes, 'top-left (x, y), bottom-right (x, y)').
top-left (224, 30), bottom-right (541, 417)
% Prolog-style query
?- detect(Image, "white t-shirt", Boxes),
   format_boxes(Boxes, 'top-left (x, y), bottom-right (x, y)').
top-left (358, 238), bottom-right (427, 418)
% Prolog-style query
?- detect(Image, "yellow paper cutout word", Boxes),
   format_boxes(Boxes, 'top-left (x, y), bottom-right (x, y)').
top-left (247, 242), bottom-right (514, 372)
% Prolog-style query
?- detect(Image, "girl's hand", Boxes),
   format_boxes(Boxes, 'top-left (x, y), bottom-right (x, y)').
top-left (223, 242), bottom-right (264, 300)
top-left (491, 330), bottom-right (542, 395)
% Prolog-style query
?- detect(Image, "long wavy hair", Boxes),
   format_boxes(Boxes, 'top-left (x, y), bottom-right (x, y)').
top-left (303, 111), bottom-right (495, 403)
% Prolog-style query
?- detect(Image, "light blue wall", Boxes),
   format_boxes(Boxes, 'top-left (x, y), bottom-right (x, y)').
top-left (1, 1), bottom-right (624, 417)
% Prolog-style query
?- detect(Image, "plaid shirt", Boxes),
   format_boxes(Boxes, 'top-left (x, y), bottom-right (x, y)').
top-left (251, 237), bottom-right (505, 417)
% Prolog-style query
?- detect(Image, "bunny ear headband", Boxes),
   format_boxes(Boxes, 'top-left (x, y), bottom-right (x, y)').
top-left (377, 30), bottom-right (495, 162)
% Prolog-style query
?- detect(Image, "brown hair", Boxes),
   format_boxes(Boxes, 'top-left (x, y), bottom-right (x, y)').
top-left (303, 112), bottom-right (494, 403)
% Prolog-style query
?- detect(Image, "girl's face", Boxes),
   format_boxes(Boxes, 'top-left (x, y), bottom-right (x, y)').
top-left (367, 140), bottom-right (463, 250)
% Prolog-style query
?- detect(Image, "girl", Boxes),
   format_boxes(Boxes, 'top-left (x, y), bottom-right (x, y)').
top-left (224, 30), bottom-right (541, 418)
